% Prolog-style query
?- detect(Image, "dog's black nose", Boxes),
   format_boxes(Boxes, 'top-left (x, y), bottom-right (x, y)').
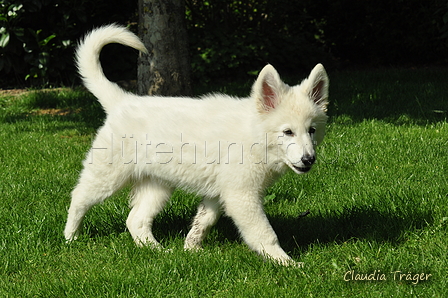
top-left (301, 154), bottom-right (316, 166)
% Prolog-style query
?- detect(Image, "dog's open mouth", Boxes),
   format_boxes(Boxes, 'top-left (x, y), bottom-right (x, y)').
top-left (293, 165), bottom-right (311, 173)
top-left (288, 163), bottom-right (312, 174)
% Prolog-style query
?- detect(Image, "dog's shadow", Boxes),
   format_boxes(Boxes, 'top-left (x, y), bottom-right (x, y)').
top-left (155, 203), bottom-right (433, 258)
top-left (187, 203), bottom-right (433, 258)
top-left (84, 202), bottom-right (433, 258)
top-left (272, 204), bottom-right (433, 257)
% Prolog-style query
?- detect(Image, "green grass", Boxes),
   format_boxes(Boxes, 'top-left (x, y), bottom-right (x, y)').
top-left (1, 68), bottom-right (448, 297)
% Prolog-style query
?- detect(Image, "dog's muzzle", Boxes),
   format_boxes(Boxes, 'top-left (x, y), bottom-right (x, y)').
top-left (293, 154), bottom-right (316, 173)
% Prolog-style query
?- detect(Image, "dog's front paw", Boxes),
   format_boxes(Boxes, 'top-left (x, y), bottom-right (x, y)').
top-left (64, 230), bottom-right (79, 243)
top-left (270, 256), bottom-right (303, 267)
top-left (291, 261), bottom-right (304, 268)
top-left (183, 241), bottom-right (203, 252)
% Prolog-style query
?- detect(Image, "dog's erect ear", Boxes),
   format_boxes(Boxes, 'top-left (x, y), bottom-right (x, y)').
top-left (252, 64), bottom-right (283, 113)
top-left (307, 64), bottom-right (329, 111)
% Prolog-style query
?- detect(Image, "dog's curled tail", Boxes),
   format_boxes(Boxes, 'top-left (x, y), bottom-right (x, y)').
top-left (75, 24), bottom-right (147, 113)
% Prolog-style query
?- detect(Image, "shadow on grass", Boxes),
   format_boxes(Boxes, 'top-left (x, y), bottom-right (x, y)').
top-left (328, 68), bottom-right (448, 125)
top-left (4, 68), bottom-right (448, 129)
top-left (1, 89), bottom-right (106, 133)
top-left (273, 204), bottom-right (434, 257)
top-left (195, 67), bottom-right (448, 125)
top-left (80, 200), bottom-right (433, 260)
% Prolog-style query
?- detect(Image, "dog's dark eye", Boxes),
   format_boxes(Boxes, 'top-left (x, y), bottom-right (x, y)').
top-left (308, 127), bottom-right (316, 135)
top-left (283, 129), bottom-right (294, 136)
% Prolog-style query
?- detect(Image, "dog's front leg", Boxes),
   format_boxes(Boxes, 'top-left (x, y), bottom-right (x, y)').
top-left (184, 198), bottom-right (222, 250)
top-left (222, 190), bottom-right (294, 266)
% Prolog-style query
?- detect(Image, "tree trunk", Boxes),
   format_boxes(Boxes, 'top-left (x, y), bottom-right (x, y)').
top-left (138, 0), bottom-right (192, 97)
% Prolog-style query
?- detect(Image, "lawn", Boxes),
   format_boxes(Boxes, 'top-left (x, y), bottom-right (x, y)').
top-left (0, 68), bottom-right (447, 297)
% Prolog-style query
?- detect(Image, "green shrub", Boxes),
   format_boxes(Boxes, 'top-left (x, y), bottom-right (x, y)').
top-left (0, 0), bottom-right (137, 87)
top-left (1, 0), bottom-right (447, 88)
top-left (186, 0), bottom-right (331, 83)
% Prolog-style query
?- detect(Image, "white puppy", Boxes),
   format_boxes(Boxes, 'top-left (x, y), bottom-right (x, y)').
top-left (64, 25), bottom-right (329, 266)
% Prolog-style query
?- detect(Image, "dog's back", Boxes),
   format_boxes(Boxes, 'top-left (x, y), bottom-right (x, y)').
top-left (94, 94), bottom-right (259, 197)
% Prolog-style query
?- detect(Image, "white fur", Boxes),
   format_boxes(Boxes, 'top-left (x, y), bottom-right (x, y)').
top-left (64, 24), bottom-right (329, 266)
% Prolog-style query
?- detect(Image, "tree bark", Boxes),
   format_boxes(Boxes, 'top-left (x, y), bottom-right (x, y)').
top-left (138, 0), bottom-right (192, 97)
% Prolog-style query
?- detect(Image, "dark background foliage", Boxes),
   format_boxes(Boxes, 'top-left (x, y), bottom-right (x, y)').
top-left (0, 0), bottom-right (138, 87)
top-left (1, 0), bottom-right (447, 88)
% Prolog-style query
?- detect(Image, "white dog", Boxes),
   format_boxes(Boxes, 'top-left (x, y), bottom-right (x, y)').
top-left (64, 24), bottom-right (329, 266)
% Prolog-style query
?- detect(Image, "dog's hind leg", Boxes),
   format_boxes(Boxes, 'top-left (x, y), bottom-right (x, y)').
top-left (126, 177), bottom-right (173, 248)
top-left (64, 165), bottom-right (130, 241)
top-left (184, 198), bottom-right (222, 250)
